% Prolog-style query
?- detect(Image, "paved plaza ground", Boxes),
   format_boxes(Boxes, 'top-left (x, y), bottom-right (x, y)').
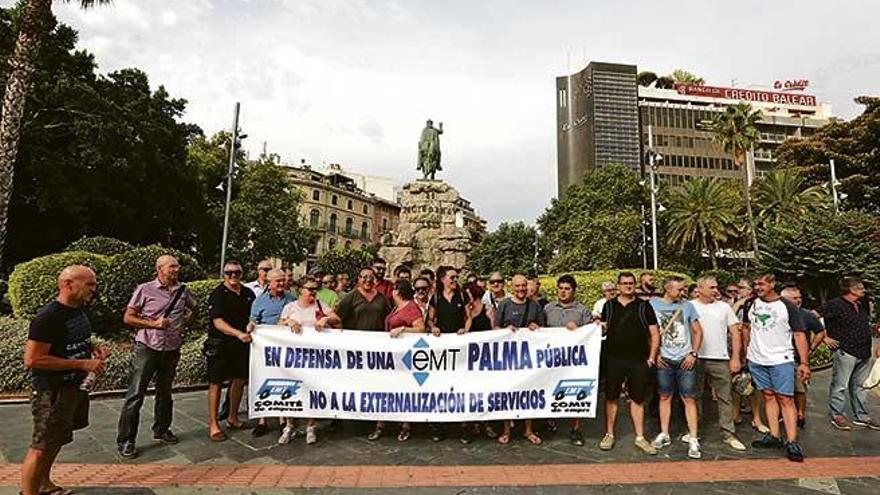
top-left (0, 368), bottom-right (878, 494)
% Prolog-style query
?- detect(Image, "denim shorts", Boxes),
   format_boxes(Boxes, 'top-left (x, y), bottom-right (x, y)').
top-left (748, 361), bottom-right (796, 396)
top-left (657, 360), bottom-right (697, 398)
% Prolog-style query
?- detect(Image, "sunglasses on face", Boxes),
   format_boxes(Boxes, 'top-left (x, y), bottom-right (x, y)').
top-left (224, 270), bottom-right (242, 276)
top-left (415, 286), bottom-right (429, 292)
top-left (302, 286), bottom-right (319, 293)
top-left (360, 275), bottom-right (376, 281)
top-left (372, 266), bottom-right (385, 272)
top-left (448, 276), bottom-right (459, 281)
top-left (258, 267), bottom-right (271, 272)
top-left (489, 279), bottom-right (503, 284)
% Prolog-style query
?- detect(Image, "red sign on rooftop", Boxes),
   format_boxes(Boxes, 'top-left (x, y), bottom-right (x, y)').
top-left (674, 83), bottom-right (817, 107)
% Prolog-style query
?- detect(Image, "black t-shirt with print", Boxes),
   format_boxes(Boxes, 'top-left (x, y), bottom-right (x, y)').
top-left (28, 301), bottom-right (92, 390)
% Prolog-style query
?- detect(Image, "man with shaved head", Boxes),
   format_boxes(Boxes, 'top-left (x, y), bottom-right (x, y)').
top-left (116, 255), bottom-right (196, 458)
top-left (22, 265), bottom-right (109, 495)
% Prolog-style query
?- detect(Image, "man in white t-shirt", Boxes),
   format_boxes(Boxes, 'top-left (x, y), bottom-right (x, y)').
top-left (481, 272), bottom-right (508, 310)
top-left (742, 274), bottom-right (810, 462)
top-left (244, 259), bottom-right (273, 298)
top-left (691, 276), bottom-right (746, 451)
top-left (592, 281), bottom-right (617, 320)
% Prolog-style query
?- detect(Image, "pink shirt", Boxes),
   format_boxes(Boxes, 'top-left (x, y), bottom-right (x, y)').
top-left (280, 300), bottom-right (326, 327)
top-left (127, 279), bottom-right (195, 351)
top-left (385, 301), bottom-right (423, 332)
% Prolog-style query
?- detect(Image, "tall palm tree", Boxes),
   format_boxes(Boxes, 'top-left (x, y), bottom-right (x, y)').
top-left (753, 170), bottom-right (829, 225)
top-left (710, 102), bottom-right (762, 257)
top-left (665, 178), bottom-right (740, 269)
top-left (0, 0), bottom-right (111, 267)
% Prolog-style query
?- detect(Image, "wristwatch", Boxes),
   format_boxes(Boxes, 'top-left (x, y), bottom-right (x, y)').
top-left (688, 351), bottom-right (698, 358)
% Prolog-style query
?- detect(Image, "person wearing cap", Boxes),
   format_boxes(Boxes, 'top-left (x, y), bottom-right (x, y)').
top-left (592, 282), bottom-right (617, 320)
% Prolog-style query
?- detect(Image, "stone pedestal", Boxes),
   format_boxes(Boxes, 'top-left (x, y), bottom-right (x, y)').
top-left (379, 180), bottom-right (483, 272)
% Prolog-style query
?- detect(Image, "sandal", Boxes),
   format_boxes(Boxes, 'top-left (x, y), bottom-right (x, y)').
top-left (209, 431), bottom-right (228, 442)
top-left (367, 426), bottom-right (384, 441)
top-left (524, 432), bottom-right (543, 445)
top-left (397, 427), bottom-right (411, 442)
top-left (226, 420), bottom-right (249, 430)
top-left (497, 432), bottom-right (511, 444)
top-left (484, 425), bottom-right (498, 439)
top-left (40, 487), bottom-right (73, 495)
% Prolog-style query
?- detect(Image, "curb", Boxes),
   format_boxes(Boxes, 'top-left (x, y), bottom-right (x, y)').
top-left (0, 383), bottom-right (210, 405)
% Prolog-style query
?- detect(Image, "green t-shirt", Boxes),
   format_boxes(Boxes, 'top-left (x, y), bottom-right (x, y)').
top-left (317, 287), bottom-right (339, 309)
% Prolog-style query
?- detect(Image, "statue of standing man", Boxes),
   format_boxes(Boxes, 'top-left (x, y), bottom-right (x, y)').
top-left (417, 119), bottom-right (443, 180)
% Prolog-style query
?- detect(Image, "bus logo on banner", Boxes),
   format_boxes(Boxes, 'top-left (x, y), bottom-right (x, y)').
top-left (550, 378), bottom-right (595, 414)
top-left (400, 337), bottom-right (461, 386)
top-left (257, 379), bottom-right (302, 400)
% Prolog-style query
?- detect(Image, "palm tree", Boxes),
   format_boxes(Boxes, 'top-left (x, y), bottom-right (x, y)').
top-left (0, 0), bottom-right (111, 266)
top-left (665, 178), bottom-right (740, 269)
top-left (753, 170), bottom-right (829, 225)
top-left (709, 102), bottom-right (762, 257)
top-left (670, 69), bottom-right (705, 85)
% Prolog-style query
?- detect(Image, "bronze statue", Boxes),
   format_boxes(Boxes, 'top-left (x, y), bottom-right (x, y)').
top-left (417, 119), bottom-right (443, 180)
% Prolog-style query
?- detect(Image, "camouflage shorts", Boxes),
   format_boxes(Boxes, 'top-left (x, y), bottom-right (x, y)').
top-left (30, 386), bottom-right (89, 450)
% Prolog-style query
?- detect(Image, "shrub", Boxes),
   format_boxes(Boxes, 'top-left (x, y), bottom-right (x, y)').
top-left (7, 251), bottom-right (112, 324)
top-left (176, 335), bottom-right (207, 385)
top-left (183, 279), bottom-right (222, 343)
top-left (538, 269), bottom-right (692, 308)
top-left (65, 236), bottom-right (134, 256)
top-left (100, 245), bottom-right (206, 339)
top-left (0, 318), bottom-right (30, 393)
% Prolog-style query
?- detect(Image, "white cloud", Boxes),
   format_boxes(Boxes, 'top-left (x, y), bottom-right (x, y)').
top-left (51, 0), bottom-right (880, 228)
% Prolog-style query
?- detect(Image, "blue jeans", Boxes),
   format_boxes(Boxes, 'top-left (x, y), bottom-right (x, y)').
top-left (828, 349), bottom-right (872, 421)
top-left (657, 360), bottom-right (697, 398)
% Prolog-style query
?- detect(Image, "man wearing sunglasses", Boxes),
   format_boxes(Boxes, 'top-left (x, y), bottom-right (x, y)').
top-left (413, 277), bottom-right (432, 323)
top-left (481, 271), bottom-right (508, 311)
top-left (592, 281), bottom-right (617, 320)
top-left (372, 258), bottom-right (394, 301)
top-left (206, 261), bottom-right (256, 442)
top-left (244, 260), bottom-right (274, 298)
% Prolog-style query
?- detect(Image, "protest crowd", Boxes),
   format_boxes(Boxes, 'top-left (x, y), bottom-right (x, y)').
top-left (19, 255), bottom-right (880, 495)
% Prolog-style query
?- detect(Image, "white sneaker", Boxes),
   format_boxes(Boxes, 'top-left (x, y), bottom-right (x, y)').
top-left (651, 432), bottom-right (671, 449)
top-left (278, 425), bottom-right (296, 445)
top-left (680, 433), bottom-right (693, 444)
top-left (306, 425), bottom-right (317, 445)
top-left (723, 435), bottom-right (747, 451)
top-left (688, 438), bottom-right (702, 459)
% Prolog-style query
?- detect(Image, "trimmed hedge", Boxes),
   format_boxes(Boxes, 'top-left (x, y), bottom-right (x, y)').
top-left (0, 318), bottom-right (29, 393)
top-left (183, 279), bottom-right (221, 343)
top-left (7, 251), bottom-right (112, 324)
top-left (539, 269), bottom-right (693, 308)
top-left (66, 236), bottom-right (134, 256)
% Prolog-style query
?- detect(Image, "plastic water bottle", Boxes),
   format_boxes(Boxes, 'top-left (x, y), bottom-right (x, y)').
top-left (79, 371), bottom-right (98, 392)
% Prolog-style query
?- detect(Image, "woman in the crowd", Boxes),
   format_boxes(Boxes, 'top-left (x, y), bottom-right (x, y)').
top-left (427, 266), bottom-right (474, 443)
top-left (374, 280), bottom-right (427, 442)
top-left (464, 282), bottom-right (498, 439)
top-left (277, 277), bottom-right (341, 445)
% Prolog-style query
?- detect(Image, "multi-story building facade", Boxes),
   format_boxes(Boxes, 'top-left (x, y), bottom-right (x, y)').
top-left (639, 84), bottom-right (832, 185)
top-left (285, 164), bottom-right (400, 274)
top-left (555, 62), bottom-right (641, 196)
top-left (556, 61), bottom-right (833, 192)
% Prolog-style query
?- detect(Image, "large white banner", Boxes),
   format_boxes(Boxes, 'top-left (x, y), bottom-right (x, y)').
top-left (248, 325), bottom-right (602, 421)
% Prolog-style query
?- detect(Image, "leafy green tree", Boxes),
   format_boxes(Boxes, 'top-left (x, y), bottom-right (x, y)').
top-left (220, 159), bottom-right (316, 273)
top-left (709, 102), bottom-right (762, 256)
top-left (664, 178), bottom-right (740, 269)
top-left (637, 71), bottom-right (657, 87)
top-left (0, 8), bottom-right (208, 270)
top-left (654, 76), bottom-right (675, 89)
top-left (752, 170), bottom-right (829, 226)
top-left (538, 164), bottom-right (645, 272)
top-left (317, 246), bottom-right (375, 282)
top-left (0, 0), bottom-right (112, 266)
top-left (757, 209), bottom-right (880, 301)
top-left (467, 221), bottom-right (539, 277)
top-left (776, 96), bottom-right (880, 213)
top-left (670, 69), bottom-right (704, 85)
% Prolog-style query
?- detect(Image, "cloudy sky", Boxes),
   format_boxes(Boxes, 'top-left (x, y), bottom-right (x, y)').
top-left (43, 0), bottom-right (880, 228)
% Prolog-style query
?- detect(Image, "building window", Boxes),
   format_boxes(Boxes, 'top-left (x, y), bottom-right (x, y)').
top-left (558, 88), bottom-right (567, 108)
top-left (329, 213), bottom-right (337, 232)
top-left (309, 209), bottom-right (320, 228)
top-left (332, 195), bottom-right (338, 206)
top-left (363, 204), bottom-right (368, 214)
top-left (345, 217), bottom-right (353, 236)
top-left (312, 190), bottom-right (320, 201)
top-left (347, 199), bottom-right (353, 210)
top-left (344, 241), bottom-right (352, 250)
top-left (328, 238), bottom-right (336, 250)
top-left (382, 218), bottom-right (388, 231)
top-left (361, 221), bottom-right (368, 239)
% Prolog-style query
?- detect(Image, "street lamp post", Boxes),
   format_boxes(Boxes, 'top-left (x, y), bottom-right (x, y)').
top-left (830, 158), bottom-right (839, 213)
top-left (647, 125), bottom-right (660, 271)
top-left (219, 102), bottom-right (240, 277)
